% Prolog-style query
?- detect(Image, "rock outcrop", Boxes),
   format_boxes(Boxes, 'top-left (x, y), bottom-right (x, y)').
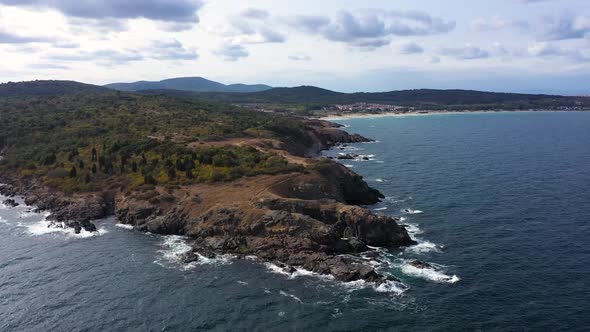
top-left (114, 159), bottom-right (415, 283)
top-left (0, 178), bottom-right (111, 232)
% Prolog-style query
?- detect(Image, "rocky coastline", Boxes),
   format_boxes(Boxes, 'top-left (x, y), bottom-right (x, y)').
top-left (0, 120), bottom-right (416, 284)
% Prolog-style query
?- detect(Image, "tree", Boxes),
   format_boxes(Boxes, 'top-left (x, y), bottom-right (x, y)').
top-left (98, 155), bottom-right (105, 170)
top-left (131, 161), bottom-right (138, 173)
top-left (84, 173), bottom-right (91, 183)
top-left (91, 163), bottom-right (97, 174)
top-left (43, 153), bottom-right (56, 165)
top-left (91, 147), bottom-right (97, 162)
top-left (144, 173), bottom-right (157, 185)
top-left (167, 166), bottom-right (176, 179)
top-left (69, 166), bottom-right (77, 178)
top-left (79, 160), bottom-right (85, 169)
top-left (176, 158), bottom-right (185, 171)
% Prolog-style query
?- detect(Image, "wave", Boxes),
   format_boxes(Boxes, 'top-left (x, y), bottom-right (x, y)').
top-left (25, 219), bottom-right (108, 238)
top-left (264, 262), bottom-right (334, 280)
top-left (401, 208), bottom-right (424, 215)
top-left (18, 210), bottom-right (40, 219)
top-left (354, 154), bottom-right (377, 162)
top-left (1, 195), bottom-right (108, 239)
top-left (344, 164), bottom-right (354, 168)
top-left (115, 223), bottom-right (134, 230)
top-left (187, 253), bottom-right (234, 267)
top-left (155, 235), bottom-right (234, 270)
top-left (375, 178), bottom-right (386, 183)
top-left (155, 235), bottom-right (193, 268)
top-left (373, 207), bottom-right (388, 211)
top-left (405, 240), bottom-right (442, 254)
top-left (335, 145), bottom-right (361, 152)
top-left (384, 196), bottom-right (412, 204)
top-left (374, 280), bottom-right (411, 294)
top-left (401, 223), bottom-right (423, 236)
top-left (341, 279), bottom-right (409, 296)
top-left (279, 290), bottom-right (303, 304)
top-left (399, 260), bottom-right (460, 284)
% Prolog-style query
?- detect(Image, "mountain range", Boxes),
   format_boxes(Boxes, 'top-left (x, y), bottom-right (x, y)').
top-left (105, 77), bottom-right (272, 93)
top-left (1, 79), bottom-right (588, 111)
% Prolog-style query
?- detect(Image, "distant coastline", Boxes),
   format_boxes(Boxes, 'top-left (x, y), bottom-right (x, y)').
top-left (318, 109), bottom-right (587, 121)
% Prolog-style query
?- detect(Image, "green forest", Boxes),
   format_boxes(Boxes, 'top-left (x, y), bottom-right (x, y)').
top-left (0, 91), bottom-right (306, 193)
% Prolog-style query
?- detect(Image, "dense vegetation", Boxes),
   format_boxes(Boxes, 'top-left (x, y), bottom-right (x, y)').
top-left (140, 86), bottom-right (590, 112)
top-left (0, 86), bottom-right (308, 193)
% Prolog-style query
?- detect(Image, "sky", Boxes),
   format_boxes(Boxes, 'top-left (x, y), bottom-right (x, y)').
top-left (0, 0), bottom-right (589, 94)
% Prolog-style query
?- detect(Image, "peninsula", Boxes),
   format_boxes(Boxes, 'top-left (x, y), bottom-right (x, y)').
top-left (0, 80), bottom-right (414, 285)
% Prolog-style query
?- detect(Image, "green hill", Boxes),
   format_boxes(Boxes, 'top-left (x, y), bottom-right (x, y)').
top-left (105, 77), bottom-right (272, 93)
top-left (139, 86), bottom-right (588, 111)
top-left (0, 80), bottom-right (109, 97)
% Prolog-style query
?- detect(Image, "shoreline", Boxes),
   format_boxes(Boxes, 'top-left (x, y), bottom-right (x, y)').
top-left (318, 109), bottom-right (587, 121)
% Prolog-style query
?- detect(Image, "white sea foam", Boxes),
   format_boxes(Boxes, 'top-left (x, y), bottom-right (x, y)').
top-left (237, 280), bottom-right (248, 285)
top-left (0, 216), bottom-right (6, 224)
top-left (336, 146), bottom-right (361, 152)
top-left (156, 235), bottom-right (234, 270)
top-left (341, 279), bottom-right (409, 296)
top-left (264, 262), bottom-right (333, 280)
top-left (344, 164), bottom-right (354, 168)
top-left (384, 196), bottom-right (411, 204)
top-left (18, 210), bottom-right (39, 219)
top-left (25, 219), bottom-right (108, 238)
top-left (402, 223), bottom-right (423, 236)
top-left (353, 154), bottom-right (377, 162)
top-left (373, 207), bottom-right (388, 211)
top-left (405, 240), bottom-right (442, 254)
top-left (401, 208), bottom-right (424, 215)
top-left (279, 290), bottom-right (303, 304)
top-left (0, 197), bottom-right (107, 239)
top-left (375, 178), bottom-right (386, 183)
top-left (190, 253), bottom-right (234, 267)
top-left (374, 280), bottom-right (410, 294)
top-left (156, 235), bottom-right (192, 266)
top-left (115, 223), bottom-right (134, 230)
top-left (400, 261), bottom-right (460, 284)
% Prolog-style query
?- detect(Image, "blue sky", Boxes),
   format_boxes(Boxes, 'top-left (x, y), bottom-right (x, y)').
top-left (0, 0), bottom-right (589, 94)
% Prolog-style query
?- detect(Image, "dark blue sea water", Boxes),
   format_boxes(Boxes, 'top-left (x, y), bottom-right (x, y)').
top-left (1, 111), bottom-right (589, 331)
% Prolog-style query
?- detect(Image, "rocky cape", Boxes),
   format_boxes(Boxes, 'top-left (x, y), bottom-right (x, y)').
top-left (0, 120), bottom-right (415, 284)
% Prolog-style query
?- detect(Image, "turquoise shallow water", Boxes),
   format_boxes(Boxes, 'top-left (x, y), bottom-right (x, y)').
top-left (1, 111), bottom-right (589, 331)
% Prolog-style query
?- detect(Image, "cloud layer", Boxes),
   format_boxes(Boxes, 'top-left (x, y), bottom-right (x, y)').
top-left (0, 0), bottom-right (204, 22)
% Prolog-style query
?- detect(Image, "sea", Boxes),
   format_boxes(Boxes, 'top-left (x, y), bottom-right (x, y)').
top-left (1, 111), bottom-right (589, 331)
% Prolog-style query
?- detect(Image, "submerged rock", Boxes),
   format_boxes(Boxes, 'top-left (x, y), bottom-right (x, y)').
top-left (337, 154), bottom-right (357, 160)
top-left (409, 260), bottom-right (435, 269)
top-left (3, 199), bottom-right (19, 207)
